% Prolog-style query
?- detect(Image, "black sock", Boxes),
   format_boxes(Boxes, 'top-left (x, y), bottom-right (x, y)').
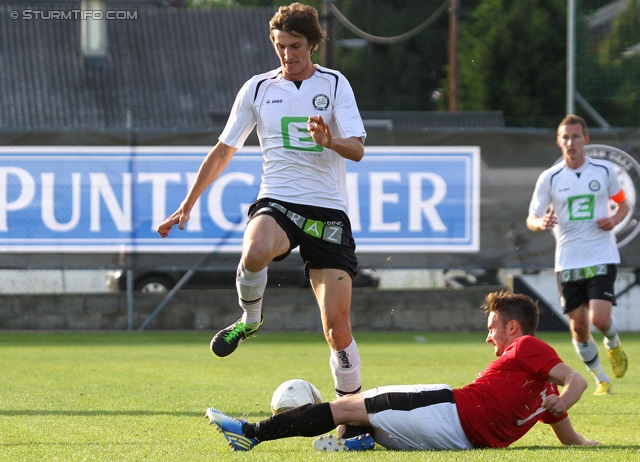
top-left (243, 403), bottom-right (335, 441)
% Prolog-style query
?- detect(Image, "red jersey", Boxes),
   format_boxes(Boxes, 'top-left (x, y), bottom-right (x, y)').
top-left (452, 335), bottom-right (567, 448)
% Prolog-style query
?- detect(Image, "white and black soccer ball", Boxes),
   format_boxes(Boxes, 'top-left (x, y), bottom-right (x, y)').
top-left (270, 379), bottom-right (322, 415)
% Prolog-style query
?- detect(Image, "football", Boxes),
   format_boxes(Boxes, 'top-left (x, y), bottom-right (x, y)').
top-left (270, 379), bottom-right (323, 415)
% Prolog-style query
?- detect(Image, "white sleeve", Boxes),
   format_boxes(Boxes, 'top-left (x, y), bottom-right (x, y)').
top-left (606, 162), bottom-right (623, 198)
top-left (332, 74), bottom-right (366, 141)
top-left (219, 78), bottom-right (257, 149)
top-left (529, 172), bottom-right (552, 217)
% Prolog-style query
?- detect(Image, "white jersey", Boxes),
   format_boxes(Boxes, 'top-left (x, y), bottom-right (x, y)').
top-left (528, 157), bottom-right (623, 271)
top-left (219, 66), bottom-right (366, 212)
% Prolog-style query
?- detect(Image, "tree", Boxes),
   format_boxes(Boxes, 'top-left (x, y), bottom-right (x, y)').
top-left (598, 0), bottom-right (640, 64)
top-left (332, 0), bottom-right (450, 111)
top-left (578, 0), bottom-right (640, 127)
top-left (187, 0), bottom-right (321, 9)
top-left (186, 0), bottom-right (452, 112)
top-left (455, 0), bottom-right (567, 127)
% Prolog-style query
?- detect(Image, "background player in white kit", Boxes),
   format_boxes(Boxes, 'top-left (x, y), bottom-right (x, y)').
top-left (157, 2), bottom-right (367, 436)
top-left (526, 114), bottom-right (629, 395)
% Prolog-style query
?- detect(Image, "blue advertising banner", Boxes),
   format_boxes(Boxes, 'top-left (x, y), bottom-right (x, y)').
top-left (0, 146), bottom-right (480, 253)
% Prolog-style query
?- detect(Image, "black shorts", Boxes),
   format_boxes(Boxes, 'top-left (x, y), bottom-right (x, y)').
top-left (247, 198), bottom-right (358, 278)
top-left (557, 264), bottom-right (617, 314)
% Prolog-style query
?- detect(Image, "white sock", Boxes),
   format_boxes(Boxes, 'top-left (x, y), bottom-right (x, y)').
top-left (603, 317), bottom-right (620, 349)
top-left (330, 338), bottom-right (361, 397)
top-left (236, 264), bottom-right (267, 325)
top-left (572, 337), bottom-right (609, 384)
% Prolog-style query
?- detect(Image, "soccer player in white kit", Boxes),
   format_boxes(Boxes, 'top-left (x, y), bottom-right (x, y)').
top-left (527, 114), bottom-right (629, 395)
top-left (157, 2), bottom-right (367, 436)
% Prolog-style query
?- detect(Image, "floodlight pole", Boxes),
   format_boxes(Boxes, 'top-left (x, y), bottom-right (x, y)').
top-left (566, 0), bottom-right (575, 114)
top-left (448, 0), bottom-right (459, 112)
top-left (321, 0), bottom-right (335, 68)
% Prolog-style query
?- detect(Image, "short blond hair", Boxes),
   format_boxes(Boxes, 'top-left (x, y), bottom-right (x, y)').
top-left (558, 114), bottom-right (588, 137)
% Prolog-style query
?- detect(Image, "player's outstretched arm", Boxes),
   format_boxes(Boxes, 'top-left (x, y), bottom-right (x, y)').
top-left (157, 141), bottom-right (236, 237)
top-left (549, 417), bottom-right (600, 446)
top-left (545, 362), bottom-right (599, 446)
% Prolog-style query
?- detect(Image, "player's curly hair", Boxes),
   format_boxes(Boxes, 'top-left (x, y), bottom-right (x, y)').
top-left (269, 2), bottom-right (326, 53)
top-left (482, 290), bottom-right (539, 336)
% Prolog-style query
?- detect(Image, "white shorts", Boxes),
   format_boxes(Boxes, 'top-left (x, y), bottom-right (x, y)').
top-left (364, 384), bottom-right (474, 451)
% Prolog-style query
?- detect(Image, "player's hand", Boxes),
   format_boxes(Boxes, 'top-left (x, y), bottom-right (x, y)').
top-left (541, 394), bottom-right (568, 416)
top-left (540, 210), bottom-right (558, 231)
top-left (307, 115), bottom-right (333, 150)
top-left (157, 209), bottom-right (190, 238)
top-left (583, 438), bottom-right (601, 446)
top-left (596, 217), bottom-right (616, 231)
top-left (571, 432), bottom-right (601, 446)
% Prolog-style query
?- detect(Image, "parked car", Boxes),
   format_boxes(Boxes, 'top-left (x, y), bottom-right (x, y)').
top-left (106, 265), bottom-right (380, 294)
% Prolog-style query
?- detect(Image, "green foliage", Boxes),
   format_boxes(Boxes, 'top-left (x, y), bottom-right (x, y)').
top-left (457, 0), bottom-right (568, 127)
top-left (187, 0), bottom-right (238, 8)
top-left (578, 0), bottom-right (640, 127)
top-left (455, 0), bottom-right (640, 127)
top-left (598, 0), bottom-right (640, 65)
top-left (1, 331), bottom-right (639, 460)
top-left (185, 1), bottom-right (638, 127)
top-left (598, 0), bottom-right (640, 64)
top-left (187, 0), bottom-right (321, 9)
top-left (333, 0), bottom-right (449, 111)
top-left (581, 0), bottom-right (620, 12)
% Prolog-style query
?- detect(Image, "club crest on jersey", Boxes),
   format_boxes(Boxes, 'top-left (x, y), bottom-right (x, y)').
top-left (312, 94), bottom-right (330, 111)
top-left (589, 180), bottom-right (601, 192)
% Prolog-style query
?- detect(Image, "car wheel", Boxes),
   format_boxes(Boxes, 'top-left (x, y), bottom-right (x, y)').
top-left (134, 274), bottom-right (175, 294)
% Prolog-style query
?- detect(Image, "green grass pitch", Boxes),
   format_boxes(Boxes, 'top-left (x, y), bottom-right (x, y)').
top-left (1, 331), bottom-right (638, 461)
